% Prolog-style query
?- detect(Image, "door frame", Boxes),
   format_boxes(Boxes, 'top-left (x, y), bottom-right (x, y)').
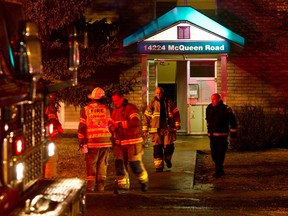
top-left (187, 58), bottom-right (218, 134)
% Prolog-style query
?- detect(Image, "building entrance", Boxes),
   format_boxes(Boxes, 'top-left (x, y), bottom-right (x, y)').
top-left (188, 60), bottom-right (217, 134)
top-left (146, 59), bottom-right (217, 135)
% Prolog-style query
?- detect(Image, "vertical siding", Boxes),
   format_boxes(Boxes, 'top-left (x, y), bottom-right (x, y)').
top-left (62, 105), bottom-right (80, 129)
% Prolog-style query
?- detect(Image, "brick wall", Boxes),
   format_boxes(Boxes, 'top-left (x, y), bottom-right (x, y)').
top-left (83, 0), bottom-right (288, 117)
top-left (217, 0), bottom-right (288, 109)
top-left (116, 1), bottom-right (154, 112)
top-left (121, 64), bottom-right (142, 109)
top-left (119, 0), bottom-right (288, 111)
top-left (117, 54), bottom-right (143, 109)
top-left (62, 0), bottom-right (288, 130)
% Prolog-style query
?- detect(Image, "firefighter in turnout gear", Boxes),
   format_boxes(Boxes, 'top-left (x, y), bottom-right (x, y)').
top-left (206, 93), bottom-right (237, 178)
top-left (45, 92), bottom-right (64, 138)
top-left (44, 92), bottom-right (63, 178)
top-left (143, 87), bottom-right (181, 172)
top-left (109, 91), bottom-right (149, 194)
top-left (78, 87), bottom-right (112, 192)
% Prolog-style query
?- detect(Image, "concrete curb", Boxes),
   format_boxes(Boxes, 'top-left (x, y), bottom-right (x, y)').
top-left (191, 150), bottom-right (198, 189)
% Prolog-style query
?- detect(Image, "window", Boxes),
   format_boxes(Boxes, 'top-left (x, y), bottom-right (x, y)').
top-left (177, 26), bottom-right (190, 39)
top-left (190, 61), bottom-right (215, 77)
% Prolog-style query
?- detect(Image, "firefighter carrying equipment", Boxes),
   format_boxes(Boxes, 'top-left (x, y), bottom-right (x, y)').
top-left (88, 87), bottom-right (105, 100)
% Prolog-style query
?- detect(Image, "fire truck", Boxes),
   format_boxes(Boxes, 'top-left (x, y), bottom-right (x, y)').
top-left (0, 0), bottom-right (85, 215)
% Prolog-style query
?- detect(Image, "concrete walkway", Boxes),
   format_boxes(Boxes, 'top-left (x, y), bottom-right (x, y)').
top-left (128, 135), bottom-right (210, 193)
top-left (82, 134), bottom-right (288, 215)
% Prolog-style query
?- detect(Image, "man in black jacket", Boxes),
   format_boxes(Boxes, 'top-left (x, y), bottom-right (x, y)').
top-left (206, 93), bottom-right (237, 178)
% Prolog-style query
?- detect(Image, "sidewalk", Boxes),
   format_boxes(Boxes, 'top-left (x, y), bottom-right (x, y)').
top-left (57, 133), bottom-right (288, 215)
top-left (58, 133), bottom-right (288, 194)
top-left (113, 135), bottom-right (288, 214)
top-left (57, 133), bottom-right (210, 192)
top-left (121, 135), bottom-right (210, 193)
top-left (101, 133), bottom-right (288, 202)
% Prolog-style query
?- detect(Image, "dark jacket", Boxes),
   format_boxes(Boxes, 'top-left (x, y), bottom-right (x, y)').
top-left (206, 100), bottom-right (237, 137)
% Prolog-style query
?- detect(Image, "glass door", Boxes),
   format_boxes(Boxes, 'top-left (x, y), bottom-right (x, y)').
top-left (188, 60), bottom-right (217, 134)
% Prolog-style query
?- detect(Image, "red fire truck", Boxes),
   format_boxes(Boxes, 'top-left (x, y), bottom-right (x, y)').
top-left (0, 0), bottom-right (85, 215)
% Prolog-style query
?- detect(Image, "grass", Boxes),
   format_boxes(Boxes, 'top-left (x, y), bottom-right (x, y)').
top-left (55, 135), bottom-right (116, 190)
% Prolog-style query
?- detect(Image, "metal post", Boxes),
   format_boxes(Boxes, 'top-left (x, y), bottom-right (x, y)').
top-left (221, 54), bottom-right (228, 103)
top-left (69, 26), bottom-right (79, 86)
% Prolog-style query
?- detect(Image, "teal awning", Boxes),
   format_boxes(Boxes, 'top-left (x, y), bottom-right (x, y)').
top-left (123, 6), bottom-right (245, 48)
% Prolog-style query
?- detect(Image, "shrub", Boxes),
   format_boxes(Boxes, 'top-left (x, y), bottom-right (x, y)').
top-left (232, 105), bottom-right (288, 151)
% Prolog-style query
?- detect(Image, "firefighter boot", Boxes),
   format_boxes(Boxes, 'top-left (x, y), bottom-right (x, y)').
top-left (153, 145), bottom-right (164, 172)
top-left (165, 160), bottom-right (172, 168)
top-left (164, 144), bottom-right (175, 168)
top-left (140, 182), bottom-right (149, 192)
top-left (130, 161), bottom-right (149, 192)
top-left (114, 178), bottom-right (130, 194)
top-left (114, 159), bottom-right (130, 194)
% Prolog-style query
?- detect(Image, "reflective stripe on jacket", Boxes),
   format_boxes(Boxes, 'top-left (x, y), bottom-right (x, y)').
top-left (205, 100), bottom-right (237, 136)
top-left (110, 100), bottom-right (143, 145)
top-left (143, 97), bottom-right (180, 133)
top-left (78, 101), bottom-right (112, 148)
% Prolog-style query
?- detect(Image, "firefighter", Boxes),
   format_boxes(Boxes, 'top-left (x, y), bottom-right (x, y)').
top-left (44, 92), bottom-right (63, 178)
top-left (109, 91), bottom-right (149, 194)
top-left (143, 87), bottom-right (181, 172)
top-left (206, 93), bottom-right (237, 178)
top-left (45, 92), bottom-right (64, 138)
top-left (78, 87), bottom-right (112, 192)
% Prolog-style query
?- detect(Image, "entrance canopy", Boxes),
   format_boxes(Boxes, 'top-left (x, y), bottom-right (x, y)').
top-left (123, 6), bottom-right (245, 54)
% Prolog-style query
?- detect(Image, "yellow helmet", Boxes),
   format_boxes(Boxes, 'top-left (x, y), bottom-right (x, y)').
top-left (88, 87), bottom-right (105, 99)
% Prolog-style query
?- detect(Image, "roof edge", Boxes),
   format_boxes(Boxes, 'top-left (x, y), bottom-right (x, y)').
top-left (123, 6), bottom-right (245, 47)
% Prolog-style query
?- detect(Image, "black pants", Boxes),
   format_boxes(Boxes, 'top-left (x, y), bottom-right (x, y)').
top-left (209, 136), bottom-right (228, 173)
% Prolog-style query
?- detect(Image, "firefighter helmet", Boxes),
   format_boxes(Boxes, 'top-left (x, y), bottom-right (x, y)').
top-left (88, 87), bottom-right (105, 99)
